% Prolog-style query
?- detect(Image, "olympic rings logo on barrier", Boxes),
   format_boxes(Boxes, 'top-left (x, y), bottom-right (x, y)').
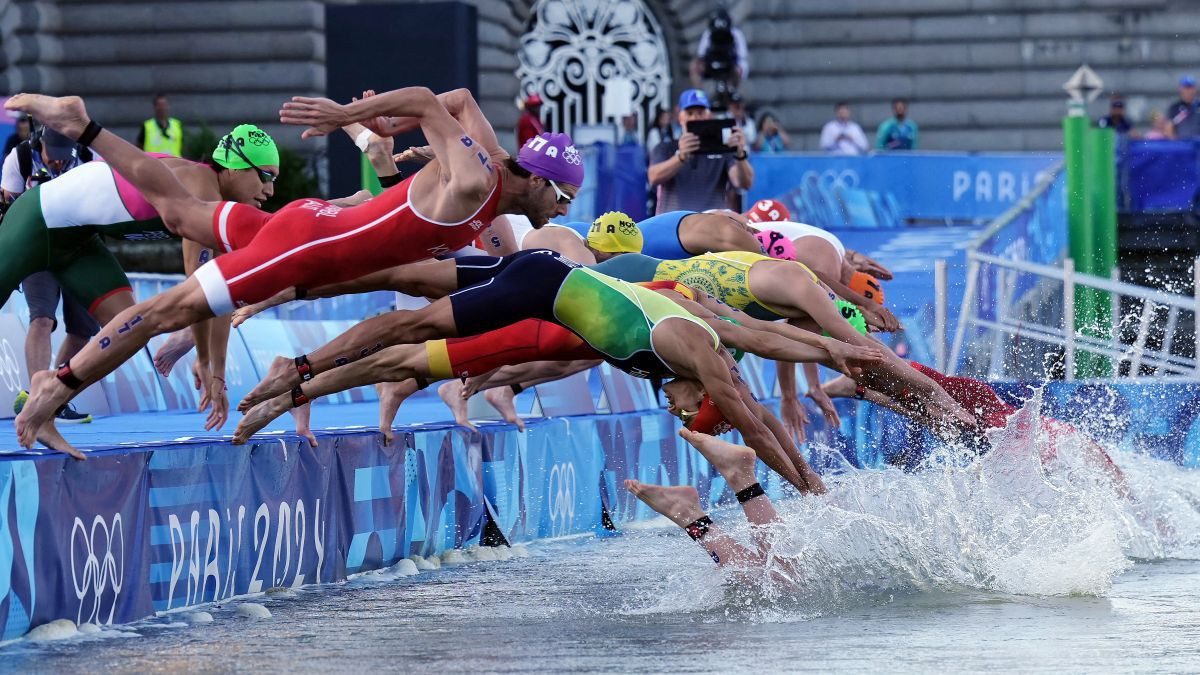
top-left (801, 169), bottom-right (861, 191)
top-left (0, 338), bottom-right (21, 393)
top-left (547, 462), bottom-right (577, 536)
top-left (71, 513), bottom-right (125, 626)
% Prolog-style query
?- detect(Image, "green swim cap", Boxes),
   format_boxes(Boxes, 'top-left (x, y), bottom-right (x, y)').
top-left (212, 124), bottom-right (279, 170)
top-left (716, 316), bottom-right (745, 361)
top-left (823, 299), bottom-right (869, 337)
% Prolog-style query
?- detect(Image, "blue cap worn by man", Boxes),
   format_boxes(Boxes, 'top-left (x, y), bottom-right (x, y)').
top-left (679, 89), bottom-right (711, 111)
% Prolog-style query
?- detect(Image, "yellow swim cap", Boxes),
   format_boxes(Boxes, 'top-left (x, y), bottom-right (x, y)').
top-left (587, 211), bottom-right (643, 253)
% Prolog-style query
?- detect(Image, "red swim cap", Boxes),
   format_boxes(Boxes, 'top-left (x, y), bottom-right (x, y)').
top-left (849, 271), bottom-right (885, 305)
top-left (744, 198), bottom-right (791, 224)
top-left (683, 394), bottom-right (733, 435)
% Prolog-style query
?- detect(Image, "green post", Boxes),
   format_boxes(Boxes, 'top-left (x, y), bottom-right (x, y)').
top-left (361, 154), bottom-right (383, 196)
top-left (1088, 125), bottom-right (1117, 376)
top-left (1063, 106), bottom-right (1092, 377)
top-left (1063, 103), bottom-right (1117, 378)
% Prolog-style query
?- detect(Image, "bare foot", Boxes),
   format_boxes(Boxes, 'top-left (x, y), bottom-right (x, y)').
top-left (153, 330), bottom-right (196, 377)
top-left (437, 381), bottom-right (476, 432)
top-left (624, 480), bottom-right (704, 528)
top-left (461, 376), bottom-right (484, 398)
top-left (484, 387), bottom-right (525, 432)
top-left (289, 402), bottom-right (317, 447)
top-left (239, 355), bottom-right (298, 413)
top-left (232, 393), bottom-right (291, 444)
top-left (4, 94), bottom-right (90, 139)
top-left (377, 380), bottom-right (419, 444)
top-left (821, 374), bottom-right (859, 399)
top-left (34, 419), bottom-right (85, 460)
top-left (15, 370), bottom-right (71, 449)
top-left (679, 428), bottom-right (758, 491)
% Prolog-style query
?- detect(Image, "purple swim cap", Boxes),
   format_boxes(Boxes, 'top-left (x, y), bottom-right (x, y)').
top-left (516, 132), bottom-right (584, 187)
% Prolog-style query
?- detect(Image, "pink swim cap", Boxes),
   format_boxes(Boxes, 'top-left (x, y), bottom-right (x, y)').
top-left (755, 229), bottom-right (796, 261)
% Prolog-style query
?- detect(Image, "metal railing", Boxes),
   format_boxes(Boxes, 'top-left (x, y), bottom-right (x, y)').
top-left (948, 253), bottom-right (1200, 379)
top-left (931, 158), bottom-right (1200, 381)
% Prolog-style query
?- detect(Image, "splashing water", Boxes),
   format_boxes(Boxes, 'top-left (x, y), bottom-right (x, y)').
top-left (627, 390), bottom-right (1200, 621)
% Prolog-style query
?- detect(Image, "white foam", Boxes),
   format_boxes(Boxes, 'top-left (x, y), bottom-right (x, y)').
top-left (440, 549), bottom-right (468, 565)
top-left (469, 545), bottom-right (499, 562)
top-left (76, 623), bottom-right (102, 635)
top-left (509, 544), bottom-right (531, 558)
top-left (389, 559), bottom-right (419, 576)
top-left (494, 545), bottom-right (513, 561)
top-left (235, 603), bottom-right (272, 619)
top-left (185, 611), bottom-right (214, 624)
top-left (265, 587), bottom-right (298, 598)
top-left (26, 619), bottom-right (78, 641)
top-left (410, 554), bottom-right (441, 570)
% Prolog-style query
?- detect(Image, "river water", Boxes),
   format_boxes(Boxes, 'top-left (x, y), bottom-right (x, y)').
top-left (5, 397), bottom-right (1200, 672)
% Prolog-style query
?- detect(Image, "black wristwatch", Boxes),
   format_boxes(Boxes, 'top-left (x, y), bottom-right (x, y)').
top-left (734, 151), bottom-right (748, 161)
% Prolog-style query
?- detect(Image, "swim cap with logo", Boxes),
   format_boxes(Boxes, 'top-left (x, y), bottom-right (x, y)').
top-left (212, 124), bottom-right (279, 170)
top-left (516, 132), bottom-right (584, 187)
top-left (823, 299), bottom-right (869, 337)
top-left (588, 211), bottom-right (643, 253)
top-left (755, 229), bottom-right (796, 261)
top-left (715, 316), bottom-right (745, 361)
top-left (848, 271), bottom-right (885, 305)
top-left (683, 393), bottom-right (733, 435)
top-left (744, 198), bottom-right (791, 224)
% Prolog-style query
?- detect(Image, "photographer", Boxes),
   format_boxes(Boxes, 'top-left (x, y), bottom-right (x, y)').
top-left (0, 125), bottom-right (97, 424)
top-left (648, 89), bottom-right (753, 214)
top-left (689, 9), bottom-right (749, 91)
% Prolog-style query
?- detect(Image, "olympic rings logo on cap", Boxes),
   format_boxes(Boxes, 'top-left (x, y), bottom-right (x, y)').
top-left (563, 145), bottom-right (581, 165)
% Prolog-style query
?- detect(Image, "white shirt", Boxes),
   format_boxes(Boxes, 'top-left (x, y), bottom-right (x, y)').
top-left (0, 148), bottom-right (26, 195)
top-left (819, 119), bottom-right (868, 156)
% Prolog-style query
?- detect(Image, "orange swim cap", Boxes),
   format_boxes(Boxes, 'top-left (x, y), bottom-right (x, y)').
top-left (849, 271), bottom-right (885, 305)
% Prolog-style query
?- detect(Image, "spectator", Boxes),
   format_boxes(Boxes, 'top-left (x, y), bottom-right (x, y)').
top-left (875, 98), bottom-right (919, 150)
top-left (689, 9), bottom-right (749, 92)
top-left (516, 93), bottom-right (545, 147)
top-left (619, 114), bottom-right (640, 145)
top-left (1144, 110), bottom-right (1172, 140)
top-left (820, 102), bottom-right (869, 155)
top-left (648, 89), bottom-right (752, 214)
top-left (0, 126), bottom-right (97, 424)
top-left (645, 108), bottom-right (676, 152)
top-left (3, 114), bottom-right (31, 157)
top-left (753, 112), bottom-right (791, 153)
top-left (726, 93), bottom-right (757, 147)
top-left (1097, 93), bottom-right (1133, 136)
top-left (1167, 75), bottom-right (1200, 139)
top-left (137, 93), bottom-right (183, 157)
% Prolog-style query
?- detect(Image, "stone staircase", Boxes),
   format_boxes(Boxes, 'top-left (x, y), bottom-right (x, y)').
top-left (1, 0), bottom-right (324, 150)
top-left (737, 0), bottom-right (1197, 151)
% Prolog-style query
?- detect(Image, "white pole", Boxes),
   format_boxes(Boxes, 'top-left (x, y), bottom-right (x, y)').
top-left (1064, 257), bottom-right (1076, 381)
top-left (934, 259), bottom-right (948, 372)
top-left (948, 257), bottom-right (980, 375)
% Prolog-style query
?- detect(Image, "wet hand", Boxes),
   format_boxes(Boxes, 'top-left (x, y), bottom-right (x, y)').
top-left (280, 96), bottom-right (348, 139)
top-left (780, 395), bottom-right (809, 445)
top-left (807, 389), bottom-right (842, 429)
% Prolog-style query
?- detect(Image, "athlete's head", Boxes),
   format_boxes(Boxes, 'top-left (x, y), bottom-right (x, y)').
top-left (663, 379), bottom-right (732, 435)
top-left (835, 299), bottom-right (870, 335)
top-left (744, 198), bottom-right (791, 224)
top-left (512, 132), bottom-right (583, 228)
top-left (848, 271), bottom-right (885, 305)
top-left (587, 211), bottom-right (643, 261)
top-left (211, 124), bottom-right (280, 208)
top-left (755, 229), bottom-right (796, 261)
